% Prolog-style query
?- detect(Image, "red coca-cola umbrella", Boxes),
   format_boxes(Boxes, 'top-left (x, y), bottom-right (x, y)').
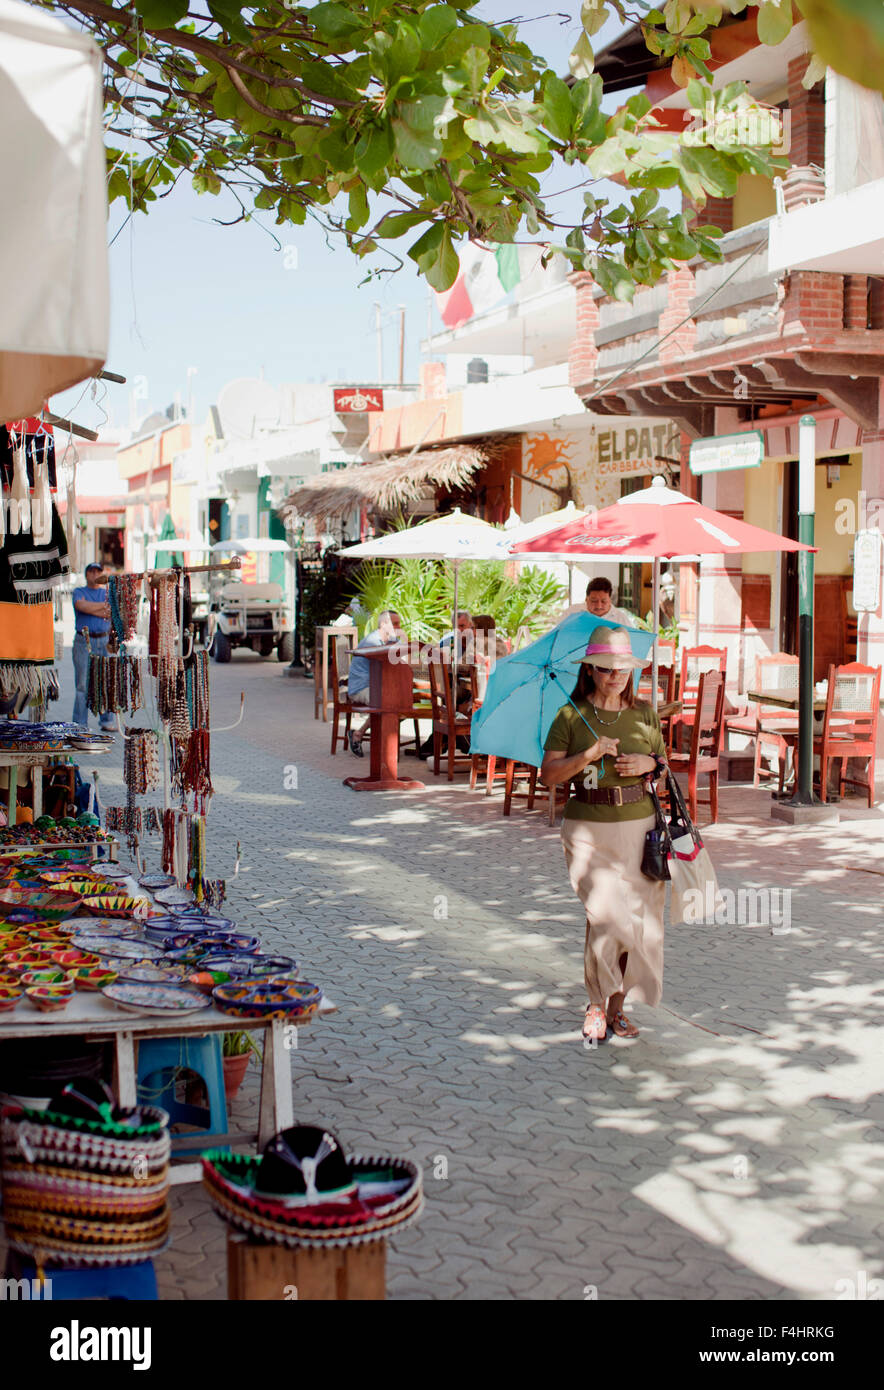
top-left (510, 477), bottom-right (815, 708)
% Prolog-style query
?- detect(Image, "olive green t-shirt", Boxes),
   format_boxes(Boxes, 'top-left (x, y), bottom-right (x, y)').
top-left (543, 699), bottom-right (665, 822)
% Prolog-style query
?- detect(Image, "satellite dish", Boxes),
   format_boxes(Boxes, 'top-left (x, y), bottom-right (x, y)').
top-left (216, 378), bottom-right (280, 440)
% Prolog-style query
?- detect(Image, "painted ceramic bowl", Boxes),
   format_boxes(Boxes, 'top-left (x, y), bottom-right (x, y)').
top-left (0, 984), bottom-right (23, 1011)
top-left (50, 949), bottom-right (101, 971)
top-left (0, 932), bottom-right (32, 954)
top-left (26, 924), bottom-right (78, 943)
top-left (2, 948), bottom-right (53, 974)
top-left (25, 984), bottom-right (73, 1011)
top-left (200, 952), bottom-right (298, 979)
top-left (0, 887), bottom-right (82, 921)
top-left (74, 967), bottom-right (118, 992)
top-left (81, 895), bottom-right (150, 918)
top-left (212, 978), bottom-right (322, 1021)
top-left (20, 968), bottom-right (76, 987)
top-left (115, 963), bottom-right (187, 985)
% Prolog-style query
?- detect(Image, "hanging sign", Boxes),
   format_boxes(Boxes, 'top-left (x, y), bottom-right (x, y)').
top-left (853, 529), bottom-right (883, 613)
top-left (333, 388), bottom-right (384, 413)
top-left (689, 430), bottom-right (764, 475)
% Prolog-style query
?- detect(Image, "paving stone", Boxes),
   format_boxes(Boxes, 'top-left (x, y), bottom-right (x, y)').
top-left (5, 653), bottom-right (878, 1302)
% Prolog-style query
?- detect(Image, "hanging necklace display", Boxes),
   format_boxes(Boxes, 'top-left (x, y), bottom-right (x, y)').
top-left (109, 573), bottom-right (143, 645)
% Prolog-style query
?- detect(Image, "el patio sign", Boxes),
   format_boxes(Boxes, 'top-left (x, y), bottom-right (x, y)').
top-left (333, 387), bottom-right (384, 413)
top-left (853, 529), bottom-right (883, 613)
top-left (689, 430), bottom-right (764, 475)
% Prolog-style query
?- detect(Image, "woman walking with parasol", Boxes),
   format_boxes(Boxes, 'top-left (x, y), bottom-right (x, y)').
top-left (541, 626), bottom-right (668, 1042)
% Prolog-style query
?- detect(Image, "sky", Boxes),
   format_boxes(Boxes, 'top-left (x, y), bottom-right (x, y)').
top-left (54, 3), bottom-right (631, 436)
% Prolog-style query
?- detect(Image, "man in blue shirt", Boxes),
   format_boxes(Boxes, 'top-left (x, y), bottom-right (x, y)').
top-left (346, 609), bottom-right (403, 757)
top-left (72, 563), bottom-right (115, 731)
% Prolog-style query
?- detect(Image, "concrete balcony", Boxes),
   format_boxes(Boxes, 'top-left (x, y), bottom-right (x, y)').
top-left (768, 176), bottom-right (884, 275)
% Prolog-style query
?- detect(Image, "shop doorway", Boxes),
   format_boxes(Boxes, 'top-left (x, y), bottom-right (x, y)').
top-left (780, 456), bottom-right (852, 680)
top-left (95, 526), bottom-right (124, 570)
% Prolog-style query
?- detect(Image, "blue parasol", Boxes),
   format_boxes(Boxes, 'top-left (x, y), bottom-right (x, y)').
top-left (470, 613), bottom-right (656, 769)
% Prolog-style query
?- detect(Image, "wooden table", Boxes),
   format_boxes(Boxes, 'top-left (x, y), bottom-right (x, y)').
top-left (747, 689), bottom-right (827, 711)
top-left (0, 745), bottom-right (111, 823)
top-left (314, 624), bottom-right (357, 721)
top-left (343, 646), bottom-right (423, 792)
top-left (0, 990), bottom-right (333, 1160)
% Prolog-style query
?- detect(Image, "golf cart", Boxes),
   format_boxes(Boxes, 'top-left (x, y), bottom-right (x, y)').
top-left (207, 539), bottom-right (294, 663)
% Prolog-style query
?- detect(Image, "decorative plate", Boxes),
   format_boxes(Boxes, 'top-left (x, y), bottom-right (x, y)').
top-left (94, 863), bottom-right (131, 880)
top-left (71, 935), bottom-right (163, 960)
top-left (82, 895), bottom-right (150, 918)
top-left (138, 873), bottom-right (176, 890)
top-left (63, 918), bottom-right (142, 937)
top-left (102, 982), bottom-right (212, 1016)
top-left (154, 886), bottom-right (195, 907)
top-left (115, 963), bottom-right (188, 985)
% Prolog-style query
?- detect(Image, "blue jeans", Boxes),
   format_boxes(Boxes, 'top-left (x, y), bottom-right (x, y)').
top-left (72, 632), bottom-right (114, 729)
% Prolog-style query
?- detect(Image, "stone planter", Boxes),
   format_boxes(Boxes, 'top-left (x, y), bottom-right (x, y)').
top-left (782, 165), bottom-right (825, 211)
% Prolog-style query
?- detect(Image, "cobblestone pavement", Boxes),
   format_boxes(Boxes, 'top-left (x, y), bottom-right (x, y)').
top-left (14, 652), bottom-right (884, 1300)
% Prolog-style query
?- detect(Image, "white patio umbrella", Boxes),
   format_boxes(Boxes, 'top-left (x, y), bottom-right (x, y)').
top-left (211, 537), bottom-right (292, 553)
top-left (339, 508), bottom-right (503, 680)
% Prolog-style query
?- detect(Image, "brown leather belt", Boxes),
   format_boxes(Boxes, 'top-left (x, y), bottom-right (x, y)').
top-left (573, 782), bottom-right (647, 807)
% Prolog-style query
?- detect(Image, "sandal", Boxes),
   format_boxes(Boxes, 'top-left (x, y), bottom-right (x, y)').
top-left (583, 1005), bottom-right (608, 1042)
top-left (608, 1010), bottom-right (639, 1039)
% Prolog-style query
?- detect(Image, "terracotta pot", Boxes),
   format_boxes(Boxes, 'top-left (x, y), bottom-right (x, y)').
top-left (223, 1052), bottom-right (251, 1101)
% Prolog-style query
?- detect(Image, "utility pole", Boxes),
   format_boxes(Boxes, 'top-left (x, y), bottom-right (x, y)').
top-left (398, 305), bottom-right (406, 385)
top-left (373, 302), bottom-right (383, 382)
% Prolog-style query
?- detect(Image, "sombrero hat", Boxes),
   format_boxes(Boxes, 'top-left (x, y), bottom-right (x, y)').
top-left (579, 624), bottom-right (646, 670)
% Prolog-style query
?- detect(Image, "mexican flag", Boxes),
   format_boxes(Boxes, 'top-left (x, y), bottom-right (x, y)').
top-left (436, 243), bottom-right (540, 329)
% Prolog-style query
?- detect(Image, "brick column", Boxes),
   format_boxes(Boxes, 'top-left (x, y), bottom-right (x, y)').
top-left (780, 270), bottom-right (844, 334)
top-left (787, 57), bottom-right (825, 169)
top-left (567, 271), bottom-right (600, 392)
top-left (844, 275), bottom-right (869, 330)
top-left (658, 267), bottom-right (696, 364)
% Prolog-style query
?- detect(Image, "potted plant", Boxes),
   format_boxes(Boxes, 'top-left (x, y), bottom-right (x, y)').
top-left (221, 1031), bottom-right (260, 1101)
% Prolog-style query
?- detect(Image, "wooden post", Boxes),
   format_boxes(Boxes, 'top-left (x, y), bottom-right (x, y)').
top-left (227, 1232), bottom-right (386, 1300)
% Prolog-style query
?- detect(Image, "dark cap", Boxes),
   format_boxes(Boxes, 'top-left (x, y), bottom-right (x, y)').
top-left (85, 563), bottom-right (103, 574)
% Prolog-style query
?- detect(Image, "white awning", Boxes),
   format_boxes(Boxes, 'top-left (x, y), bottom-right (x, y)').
top-left (0, 0), bottom-right (109, 417)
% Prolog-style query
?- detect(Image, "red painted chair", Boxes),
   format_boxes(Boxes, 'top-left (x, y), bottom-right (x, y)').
top-left (725, 653), bottom-right (799, 792)
top-left (668, 668), bottom-right (726, 822)
top-left (813, 662), bottom-right (881, 806)
top-left (669, 645), bottom-right (727, 754)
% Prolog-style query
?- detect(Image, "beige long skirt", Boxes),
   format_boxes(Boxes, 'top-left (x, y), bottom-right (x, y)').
top-left (561, 815), bottom-right (665, 1009)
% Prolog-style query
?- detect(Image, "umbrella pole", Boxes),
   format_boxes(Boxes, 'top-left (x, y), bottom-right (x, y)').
top-left (651, 559), bottom-right (660, 714)
top-left (452, 560), bottom-right (459, 688)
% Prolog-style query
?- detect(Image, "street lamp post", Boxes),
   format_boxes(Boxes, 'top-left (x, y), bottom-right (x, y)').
top-left (789, 414), bottom-right (818, 806)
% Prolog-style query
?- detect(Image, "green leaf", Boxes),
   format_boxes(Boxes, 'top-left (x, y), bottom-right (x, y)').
top-left (581, 0), bottom-right (609, 37)
top-left (133, 0), bottom-right (188, 25)
top-left (569, 31), bottom-right (595, 80)
top-left (542, 73), bottom-right (574, 141)
top-left (392, 96), bottom-right (449, 169)
top-left (311, 3), bottom-right (365, 38)
top-left (419, 5), bottom-right (459, 48)
top-left (355, 125), bottom-right (393, 181)
top-left (594, 258), bottom-right (634, 301)
top-left (407, 222), bottom-right (459, 290)
top-left (376, 209), bottom-right (426, 238)
top-left (207, 1), bottom-right (251, 45)
top-left (756, 0), bottom-right (794, 46)
top-left (346, 183), bottom-right (369, 231)
top-left (625, 92), bottom-right (652, 119)
top-left (632, 187), bottom-right (659, 218)
top-left (461, 45), bottom-right (490, 93)
top-left (254, 187), bottom-right (278, 211)
top-left (389, 20), bottom-right (421, 80)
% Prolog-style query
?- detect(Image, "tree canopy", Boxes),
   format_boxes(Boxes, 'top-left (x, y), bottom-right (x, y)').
top-left (37, 1), bottom-right (870, 300)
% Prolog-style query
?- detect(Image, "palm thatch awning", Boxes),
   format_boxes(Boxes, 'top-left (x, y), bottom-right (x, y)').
top-left (279, 441), bottom-right (503, 523)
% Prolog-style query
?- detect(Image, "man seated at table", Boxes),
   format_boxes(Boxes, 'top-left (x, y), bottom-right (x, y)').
top-left (561, 577), bottom-right (637, 627)
top-left (347, 609), bottom-right (404, 758)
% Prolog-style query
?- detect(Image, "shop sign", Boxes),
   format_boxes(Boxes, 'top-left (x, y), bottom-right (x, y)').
top-left (333, 387), bottom-right (384, 413)
top-left (853, 529), bottom-right (883, 613)
top-left (596, 423), bottom-right (680, 477)
top-left (689, 430), bottom-right (764, 475)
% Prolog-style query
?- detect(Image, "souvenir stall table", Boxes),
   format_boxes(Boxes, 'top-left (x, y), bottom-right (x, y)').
top-left (0, 723), bottom-right (113, 823)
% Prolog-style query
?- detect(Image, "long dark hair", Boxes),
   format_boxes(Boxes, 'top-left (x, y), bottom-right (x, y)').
top-left (571, 664), bottom-right (636, 708)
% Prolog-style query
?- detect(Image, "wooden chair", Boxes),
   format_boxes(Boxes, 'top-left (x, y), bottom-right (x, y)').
top-left (725, 653), bottom-right (799, 792)
top-left (428, 660), bottom-right (477, 781)
top-left (669, 645), bottom-right (727, 754)
top-left (329, 637), bottom-right (359, 755)
top-left (638, 640), bottom-right (677, 704)
top-left (669, 668), bottom-right (725, 822)
top-left (813, 662), bottom-right (881, 806)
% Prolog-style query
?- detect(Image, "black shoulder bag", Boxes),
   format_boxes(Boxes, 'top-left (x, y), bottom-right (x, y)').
top-left (640, 781), bottom-right (671, 881)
